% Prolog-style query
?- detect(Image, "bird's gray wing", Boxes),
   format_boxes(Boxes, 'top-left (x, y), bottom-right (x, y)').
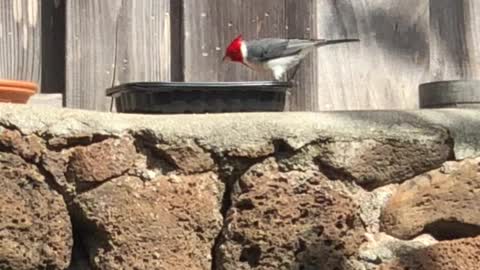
top-left (245, 38), bottom-right (320, 62)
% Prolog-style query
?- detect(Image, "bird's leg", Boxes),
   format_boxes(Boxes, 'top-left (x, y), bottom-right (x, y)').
top-left (287, 64), bottom-right (301, 82)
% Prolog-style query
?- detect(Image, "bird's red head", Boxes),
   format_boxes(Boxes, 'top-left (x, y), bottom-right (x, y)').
top-left (223, 34), bottom-right (244, 63)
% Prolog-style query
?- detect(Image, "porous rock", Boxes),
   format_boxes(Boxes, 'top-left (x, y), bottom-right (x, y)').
top-left (0, 129), bottom-right (43, 162)
top-left (66, 137), bottom-right (136, 190)
top-left (72, 172), bottom-right (223, 270)
top-left (315, 137), bottom-right (452, 189)
top-left (381, 158), bottom-right (480, 240)
top-left (358, 232), bottom-right (437, 268)
top-left (379, 236), bottom-right (480, 270)
top-left (216, 158), bottom-right (366, 270)
top-left (43, 150), bottom-right (75, 196)
top-left (353, 184), bottom-right (398, 234)
top-left (0, 152), bottom-right (72, 269)
top-left (156, 140), bottom-right (216, 173)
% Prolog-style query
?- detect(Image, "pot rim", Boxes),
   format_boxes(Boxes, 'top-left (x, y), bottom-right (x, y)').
top-left (0, 85), bottom-right (37, 94)
top-left (0, 79), bottom-right (38, 90)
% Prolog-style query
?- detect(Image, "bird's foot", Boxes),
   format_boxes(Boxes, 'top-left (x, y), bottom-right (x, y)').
top-left (287, 65), bottom-right (301, 82)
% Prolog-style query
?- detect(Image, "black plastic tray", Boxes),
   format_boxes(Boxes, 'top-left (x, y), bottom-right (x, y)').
top-left (106, 81), bottom-right (292, 114)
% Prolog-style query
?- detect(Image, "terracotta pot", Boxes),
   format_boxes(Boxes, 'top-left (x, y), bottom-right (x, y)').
top-left (0, 79), bottom-right (38, 104)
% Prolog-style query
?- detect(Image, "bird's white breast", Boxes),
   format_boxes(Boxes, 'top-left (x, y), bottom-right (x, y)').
top-left (266, 54), bottom-right (303, 80)
top-left (240, 41), bottom-right (248, 59)
top-left (242, 42), bottom-right (307, 80)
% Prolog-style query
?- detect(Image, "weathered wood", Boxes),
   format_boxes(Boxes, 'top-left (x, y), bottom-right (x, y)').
top-left (66, 0), bottom-right (172, 111)
top-left (309, 0), bottom-right (430, 110)
top-left (182, 0), bottom-right (287, 82)
top-left (286, 0), bottom-right (317, 111)
top-left (183, 0), bottom-right (430, 111)
top-left (0, 0), bottom-right (41, 85)
top-left (430, 0), bottom-right (480, 81)
top-left (61, 0), bottom-right (475, 112)
top-left (114, 0), bottom-right (171, 83)
top-left (41, 0), bottom-right (65, 93)
top-left (66, 0), bottom-right (121, 110)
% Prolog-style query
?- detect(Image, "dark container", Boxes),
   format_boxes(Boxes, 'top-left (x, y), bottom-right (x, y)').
top-left (106, 81), bottom-right (292, 114)
top-left (419, 80), bottom-right (480, 108)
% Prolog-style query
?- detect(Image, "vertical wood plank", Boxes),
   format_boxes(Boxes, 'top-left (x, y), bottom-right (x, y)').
top-left (66, 0), bottom-right (121, 110)
top-left (66, 0), bottom-right (171, 111)
top-left (0, 0), bottom-right (41, 85)
top-left (114, 0), bottom-right (171, 84)
top-left (430, 0), bottom-right (480, 81)
top-left (286, 0), bottom-right (317, 111)
top-left (182, 0), bottom-right (287, 82)
top-left (311, 0), bottom-right (430, 110)
top-left (42, 0), bottom-right (65, 93)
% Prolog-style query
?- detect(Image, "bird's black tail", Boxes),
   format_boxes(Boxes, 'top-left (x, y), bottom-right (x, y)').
top-left (314, 38), bottom-right (360, 47)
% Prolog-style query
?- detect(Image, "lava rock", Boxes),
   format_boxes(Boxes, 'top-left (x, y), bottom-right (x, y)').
top-left (66, 137), bottom-right (136, 190)
top-left (379, 236), bottom-right (480, 270)
top-left (72, 172), bottom-right (223, 269)
top-left (216, 158), bottom-right (366, 270)
top-left (381, 158), bottom-right (480, 240)
top-left (0, 153), bottom-right (72, 269)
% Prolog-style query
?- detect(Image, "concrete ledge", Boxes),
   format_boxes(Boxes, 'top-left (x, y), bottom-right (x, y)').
top-left (27, 93), bottom-right (63, 108)
top-left (0, 104), bottom-right (478, 159)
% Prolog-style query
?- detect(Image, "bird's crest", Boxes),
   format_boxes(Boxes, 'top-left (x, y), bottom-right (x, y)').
top-left (224, 34), bottom-right (245, 62)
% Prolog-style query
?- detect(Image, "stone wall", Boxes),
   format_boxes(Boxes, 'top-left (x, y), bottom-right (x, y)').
top-left (0, 104), bottom-right (479, 270)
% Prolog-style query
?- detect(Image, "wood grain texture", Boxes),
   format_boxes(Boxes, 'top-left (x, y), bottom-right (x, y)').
top-left (66, 0), bottom-right (121, 110)
top-left (182, 0), bottom-right (287, 82)
top-left (286, 0), bottom-right (318, 111)
top-left (62, 0), bottom-right (472, 111)
top-left (0, 0), bottom-right (41, 85)
top-left (66, 0), bottom-right (171, 111)
top-left (311, 0), bottom-right (430, 110)
top-left (114, 0), bottom-right (171, 84)
top-left (430, 0), bottom-right (480, 81)
top-left (183, 0), bottom-right (431, 111)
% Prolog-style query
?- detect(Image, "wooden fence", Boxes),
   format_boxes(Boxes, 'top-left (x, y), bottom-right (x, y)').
top-left (1, 0), bottom-right (479, 112)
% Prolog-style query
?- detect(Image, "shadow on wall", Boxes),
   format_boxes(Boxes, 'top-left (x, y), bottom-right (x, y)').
top-left (430, 0), bottom-right (469, 79)
top-left (319, 0), bottom-right (474, 79)
top-left (367, 5), bottom-right (429, 63)
top-left (287, 0), bottom-right (432, 111)
top-left (296, 0), bottom-right (429, 72)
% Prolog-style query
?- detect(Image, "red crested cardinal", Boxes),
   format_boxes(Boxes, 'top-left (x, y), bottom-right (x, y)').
top-left (222, 35), bottom-right (360, 81)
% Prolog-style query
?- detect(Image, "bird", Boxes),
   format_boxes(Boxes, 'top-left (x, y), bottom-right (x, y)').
top-left (222, 34), bottom-right (360, 81)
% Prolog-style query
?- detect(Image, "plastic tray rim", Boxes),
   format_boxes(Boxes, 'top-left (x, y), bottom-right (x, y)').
top-left (106, 81), bottom-right (292, 96)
